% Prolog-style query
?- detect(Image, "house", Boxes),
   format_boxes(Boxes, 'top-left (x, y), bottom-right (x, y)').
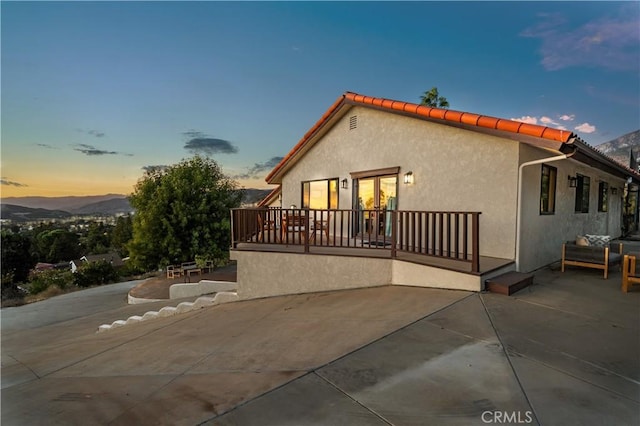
top-left (232, 91), bottom-right (640, 299)
top-left (70, 252), bottom-right (125, 273)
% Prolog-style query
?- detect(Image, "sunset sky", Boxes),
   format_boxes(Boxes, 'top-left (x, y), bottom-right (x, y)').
top-left (2, 1), bottom-right (639, 197)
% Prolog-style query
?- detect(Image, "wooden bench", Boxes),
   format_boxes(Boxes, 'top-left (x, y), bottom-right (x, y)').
top-left (181, 261), bottom-right (201, 282)
top-left (166, 265), bottom-right (182, 279)
top-left (561, 241), bottom-right (623, 279)
top-left (622, 254), bottom-right (640, 293)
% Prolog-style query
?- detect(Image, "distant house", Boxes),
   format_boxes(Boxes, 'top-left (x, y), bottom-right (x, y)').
top-left (70, 252), bottom-right (125, 273)
top-left (230, 91), bottom-right (640, 299)
top-left (34, 262), bottom-right (55, 272)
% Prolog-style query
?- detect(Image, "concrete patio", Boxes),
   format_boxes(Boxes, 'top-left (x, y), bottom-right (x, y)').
top-left (2, 263), bottom-right (638, 425)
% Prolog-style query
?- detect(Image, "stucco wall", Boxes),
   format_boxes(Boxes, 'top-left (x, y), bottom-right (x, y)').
top-left (518, 144), bottom-right (625, 272)
top-left (279, 106), bottom-right (520, 260)
top-left (231, 250), bottom-right (489, 298)
top-left (231, 250), bottom-right (392, 299)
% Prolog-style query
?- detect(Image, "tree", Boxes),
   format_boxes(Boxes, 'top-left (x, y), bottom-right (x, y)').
top-left (420, 87), bottom-right (449, 109)
top-left (1, 231), bottom-right (35, 283)
top-left (32, 228), bottom-right (81, 264)
top-left (128, 156), bottom-right (242, 271)
top-left (82, 222), bottom-right (112, 255)
top-left (111, 215), bottom-right (133, 257)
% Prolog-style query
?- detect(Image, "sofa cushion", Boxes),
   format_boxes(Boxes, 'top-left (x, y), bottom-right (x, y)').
top-left (585, 234), bottom-right (611, 247)
top-left (576, 236), bottom-right (590, 246)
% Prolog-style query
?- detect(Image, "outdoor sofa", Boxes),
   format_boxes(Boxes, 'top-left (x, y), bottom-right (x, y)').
top-left (561, 235), bottom-right (623, 279)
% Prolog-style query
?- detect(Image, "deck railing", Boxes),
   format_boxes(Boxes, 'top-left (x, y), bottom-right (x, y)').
top-left (231, 208), bottom-right (481, 272)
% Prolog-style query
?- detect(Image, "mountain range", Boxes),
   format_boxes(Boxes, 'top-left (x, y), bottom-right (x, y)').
top-left (595, 130), bottom-right (640, 167)
top-left (1, 189), bottom-right (273, 222)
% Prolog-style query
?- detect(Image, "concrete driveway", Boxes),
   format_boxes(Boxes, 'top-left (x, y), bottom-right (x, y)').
top-left (2, 267), bottom-right (639, 425)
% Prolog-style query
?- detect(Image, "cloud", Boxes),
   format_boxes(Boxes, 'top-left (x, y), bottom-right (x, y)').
top-left (521, 9), bottom-right (640, 71)
top-left (511, 116), bottom-right (538, 125)
top-left (512, 114), bottom-right (580, 131)
top-left (1, 178), bottom-right (28, 187)
top-left (36, 143), bottom-right (58, 149)
top-left (76, 128), bottom-right (106, 138)
top-left (234, 156), bottom-right (284, 179)
top-left (73, 143), bottom-right (131, 156)
top-left (575, 122), bottom-right (597, 133)
top-left (183, 131), bottom-right (238, 155)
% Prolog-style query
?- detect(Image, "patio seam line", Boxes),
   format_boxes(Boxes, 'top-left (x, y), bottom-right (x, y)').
top-left (39, 312), bottom-right (198, 380)
top-left (503, 348), bottom-right (640, 404)
top-left (479, 294), bottom-right (542, 426)
top-left (312, 371), bottom-right (393, 425)
top-left (200, 290), bottom-right (476, 423)
top-left (114, 298), bottom-right (302, 422)
top-left (196, 370), bottom-right (317, 425)
top-left (508, 293), bottom-right (634, 329)
top-left (6, 354), bottom-right (41, 383)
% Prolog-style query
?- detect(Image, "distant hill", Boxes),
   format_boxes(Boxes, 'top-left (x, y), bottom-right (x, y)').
top-left (1, 194), bottom-right (128, 211)
top-left (1, 189), bottom-right (272, 217)
top-left (596, 130), bottom-right (640, 167)
top-left (240, 189), bottom-right (273, 205)
top-left (70, 198), bottom-right (133, 215)
top-left (1, 204), bottom-right (72, 222)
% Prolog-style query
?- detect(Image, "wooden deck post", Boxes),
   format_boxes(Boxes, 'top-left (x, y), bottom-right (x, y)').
top-left (391, 210), bottom-right (397, 258)
top-left (471, 212), bottom-right (480, 273)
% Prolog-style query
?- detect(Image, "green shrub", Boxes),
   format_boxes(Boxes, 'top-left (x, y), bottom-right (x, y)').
top-left (117, 262), bottom-right (144, 279)
top-left (74, 260), bottom-right (119, 288)
top-left (28, 269), bottom-right (74, 294)
top-left (2, 271), bottom-right (24, 301)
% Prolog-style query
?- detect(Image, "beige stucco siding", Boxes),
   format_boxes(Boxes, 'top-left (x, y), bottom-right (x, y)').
top-left (280, 106), bottom-right (519, 260)
top-left (232, 250), bottom-right (392, 299)
top-left (518, 144), bottom-right (625, 272)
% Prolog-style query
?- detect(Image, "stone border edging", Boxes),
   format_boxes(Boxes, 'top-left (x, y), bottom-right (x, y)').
top-left (98, 291), bottom-right (239, 333)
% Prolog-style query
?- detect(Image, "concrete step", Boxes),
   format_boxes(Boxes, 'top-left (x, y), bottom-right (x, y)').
top-left (485, 272), bottom-right (533, 296)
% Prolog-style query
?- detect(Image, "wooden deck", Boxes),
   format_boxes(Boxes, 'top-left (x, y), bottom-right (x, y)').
top-left (233, 242), bottom-right (513, 276)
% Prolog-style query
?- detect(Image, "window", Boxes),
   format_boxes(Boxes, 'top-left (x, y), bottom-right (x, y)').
top-left (598, 181), bottom-right (608, 212)
top-left (540, 164), bottom-right (557, 214)
top-left (302, 179), bottom-right (338, 209)
top-left (574, 174), bottom-right (590, 213)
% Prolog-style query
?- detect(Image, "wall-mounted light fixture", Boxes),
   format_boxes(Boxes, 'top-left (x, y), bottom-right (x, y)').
top-left (341, 178), bottom-right (348, 189)
top-left (403, 171), bottom-right (414, 185)
top-left (568, 175), bottom-right (577, 188)
top-left (611, 187), bottom-right (618, 195)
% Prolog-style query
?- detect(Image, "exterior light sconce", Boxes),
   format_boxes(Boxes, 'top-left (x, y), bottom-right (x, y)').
top-left (568, 175), bottom-right (577, 188)
top-left (611, 187), bottom-right (618, 195)
top-left (341, 178), bottom-right (348, 189)
top-left (403, 171), bottom-right (414, 185)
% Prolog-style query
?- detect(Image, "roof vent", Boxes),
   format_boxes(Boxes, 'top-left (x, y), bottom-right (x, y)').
top-left (349, 115), bottom-right (357, 130)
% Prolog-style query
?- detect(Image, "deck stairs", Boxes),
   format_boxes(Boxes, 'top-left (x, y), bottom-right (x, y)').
top-left (485, 271), bottom-right (533, 296)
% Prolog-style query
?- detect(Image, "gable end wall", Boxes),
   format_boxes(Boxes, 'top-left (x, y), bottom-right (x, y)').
top-left (281, 106), bottom-right (519, 260)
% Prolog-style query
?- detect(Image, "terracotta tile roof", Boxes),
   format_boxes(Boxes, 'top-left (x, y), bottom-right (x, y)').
top-left (345, 92), bottom-right (572, 143)
top-left (266, 91), bottom-right (637, 183)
